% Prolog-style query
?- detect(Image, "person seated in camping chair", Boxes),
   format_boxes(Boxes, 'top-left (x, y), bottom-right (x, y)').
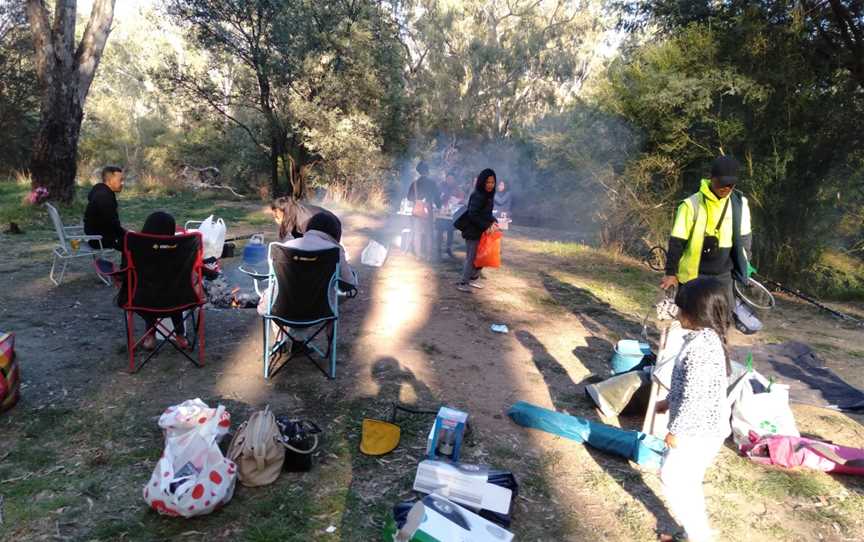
top-left (257, 211), bottom-right (358, 317)
top-left (122, 211), bottom-right (191, 351)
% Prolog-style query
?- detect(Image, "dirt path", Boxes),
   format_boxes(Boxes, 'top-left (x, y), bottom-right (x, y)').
top-left (1, 203), bottom-right (863, 541)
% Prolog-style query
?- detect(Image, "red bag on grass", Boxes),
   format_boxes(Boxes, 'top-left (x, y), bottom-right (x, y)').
top-left (474, 230), bottom-right (503, 268)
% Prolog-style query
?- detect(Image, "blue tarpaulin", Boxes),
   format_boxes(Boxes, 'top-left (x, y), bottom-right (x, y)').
top-left (507, 401), bottom-right (666, 468)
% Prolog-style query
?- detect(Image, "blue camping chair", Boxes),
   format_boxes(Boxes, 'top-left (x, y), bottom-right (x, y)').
top-left (242, 243), bottom-right (354, 379)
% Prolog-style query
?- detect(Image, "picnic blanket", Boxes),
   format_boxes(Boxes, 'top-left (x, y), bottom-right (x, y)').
top-left (731, 342), bottom-right (864, 412)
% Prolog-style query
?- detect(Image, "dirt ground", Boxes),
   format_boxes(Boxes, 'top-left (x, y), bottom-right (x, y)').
top-left (1, 199), bottom-right (864, 541)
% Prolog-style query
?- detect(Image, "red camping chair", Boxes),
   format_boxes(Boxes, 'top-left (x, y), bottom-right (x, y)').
top-left (109, 231), bottom-right (206, 373)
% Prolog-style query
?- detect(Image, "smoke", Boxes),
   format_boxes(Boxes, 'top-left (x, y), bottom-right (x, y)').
top-left (392, 105), bottom-right (640, 241)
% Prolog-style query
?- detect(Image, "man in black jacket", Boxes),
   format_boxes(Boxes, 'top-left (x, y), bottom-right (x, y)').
top-left (84, 166), bottom-right (126, 250)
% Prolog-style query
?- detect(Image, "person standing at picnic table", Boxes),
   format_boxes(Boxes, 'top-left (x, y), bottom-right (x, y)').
top-left (406, 161), bottom-right (441, 262)
top-left (493, 178), bottom-right (513, 217)
top-left (655, 277), bottom-right (732, 542)
top-left (455, 168), bottom-right (498, 292)
top-left (660, 155), bottom-right (753, 309)
top-left (438, 170), bottom-right (465, 259)
top-left (84, 165), bottom-right (126, 250)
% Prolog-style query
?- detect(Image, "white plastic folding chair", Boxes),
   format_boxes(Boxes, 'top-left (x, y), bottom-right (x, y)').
top-left (45, 203), bottom-right (112, 286)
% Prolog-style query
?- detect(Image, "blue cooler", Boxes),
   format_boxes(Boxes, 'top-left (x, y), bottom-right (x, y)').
top-left (610, 339), bottom-right (652, 375)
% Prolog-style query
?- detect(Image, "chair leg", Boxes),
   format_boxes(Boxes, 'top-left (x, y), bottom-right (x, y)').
top-left (126, 311), bottom-right (136, 373)
top-left (197, 307), bottom-right (205, 367)
top-left (263, 318), bottom-right (270, 380)
top-left (49, 253), bottom-right (59, 285)
top-left (57, 259), bottom-right (69, 285)
top-left (329, 319), bottom-right (338, 379)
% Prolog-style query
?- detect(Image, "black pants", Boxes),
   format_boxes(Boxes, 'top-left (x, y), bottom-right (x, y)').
top-left (436, 218), bottom-right (454, 256)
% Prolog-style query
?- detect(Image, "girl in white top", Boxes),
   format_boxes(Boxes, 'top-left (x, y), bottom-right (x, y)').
top-left (655, 277), bottom-right (732, 542)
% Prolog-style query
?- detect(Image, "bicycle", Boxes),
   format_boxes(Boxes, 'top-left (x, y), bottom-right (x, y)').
top-left (640, 242), bottom-right (667, 272)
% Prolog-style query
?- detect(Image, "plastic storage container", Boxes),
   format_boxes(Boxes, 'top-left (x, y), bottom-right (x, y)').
top-left (610, 339), bottom-right (652, 375)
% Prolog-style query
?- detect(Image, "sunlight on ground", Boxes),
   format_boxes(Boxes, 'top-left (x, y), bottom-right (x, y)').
top-left (212, 318), bottom-right (270, 406)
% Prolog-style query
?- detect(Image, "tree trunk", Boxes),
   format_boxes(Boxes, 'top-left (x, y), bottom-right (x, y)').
top-left (25, 0), bottom-right (115, 203)
top-left (29, 85), bottom-right (85, 202)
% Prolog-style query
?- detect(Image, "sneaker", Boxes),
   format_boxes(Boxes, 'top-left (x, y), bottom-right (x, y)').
top-left (468, 281), bottom-right (484, 289)
top-left (456, 283), bottom-right (472, 292)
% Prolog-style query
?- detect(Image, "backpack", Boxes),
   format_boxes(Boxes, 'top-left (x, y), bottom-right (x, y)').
top-left (0, 332), bottom-right (19, 414)
top-left (227, 406), bottom-right (285, 487)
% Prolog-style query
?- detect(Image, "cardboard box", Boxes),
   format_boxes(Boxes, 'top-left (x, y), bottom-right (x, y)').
top-left (387, 494), bottom-right (514, 542)
top-left (413, 460), bottom-right (513, 515)
top-left (426, 406), bottom-right (468, 462)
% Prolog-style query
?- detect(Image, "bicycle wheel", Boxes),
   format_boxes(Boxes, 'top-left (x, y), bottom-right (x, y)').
top-left (734, 277), bottom-right (776, 310)
top-left (645, 245), bottom-right (667, 272)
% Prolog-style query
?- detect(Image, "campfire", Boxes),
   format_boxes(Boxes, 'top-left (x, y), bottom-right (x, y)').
top-left (204, 276), bottom-right (259, 309)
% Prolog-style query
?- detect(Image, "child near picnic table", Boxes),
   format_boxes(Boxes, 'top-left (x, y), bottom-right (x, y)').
top-left (654, 277), bottom-right (732, 542)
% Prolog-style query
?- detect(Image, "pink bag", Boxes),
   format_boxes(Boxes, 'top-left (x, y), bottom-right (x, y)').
top-left (144, 399), bottom-right (238, 517)
top-left (740, 431), bottom-right (864, 476)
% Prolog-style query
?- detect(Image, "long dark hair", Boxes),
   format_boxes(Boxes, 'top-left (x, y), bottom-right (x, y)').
top-left (675, 277), bottom-right (732, 375)
top-left (475, 168), bottom-right (497, 196)
top-left (142, 211), bottom-right (175, 235)
top-left (271, 197), bottom-right (328, 240)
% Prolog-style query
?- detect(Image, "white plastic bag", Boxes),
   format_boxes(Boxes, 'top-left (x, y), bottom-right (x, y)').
top-left (143, 398), bottom-right (237, 517)
top-left (197, 215), bottom-right (226, 260)
top-left (730, 370), bottom-right (799, 446)
top-left (361, 240), bottom-right (388, 267)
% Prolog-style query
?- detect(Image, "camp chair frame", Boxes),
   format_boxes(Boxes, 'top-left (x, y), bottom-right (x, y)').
top-left (110, 231), bottom-right (206, 373)
top-left (45, 203), bottom-right (112, 286)
top-left (242, 243), bottom-right (355, 380)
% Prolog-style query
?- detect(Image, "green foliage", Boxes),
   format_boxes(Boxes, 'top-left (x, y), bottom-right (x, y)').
top-left (595, 4), bottom-right (864, 285)
top-left (0, 3), bottom-right (39, 174)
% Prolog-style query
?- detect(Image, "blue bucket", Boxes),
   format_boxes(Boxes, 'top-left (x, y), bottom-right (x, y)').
top-left (610, 340), bottom-right (651, 375)
top-left (242, 234), bottom-right (267, 267)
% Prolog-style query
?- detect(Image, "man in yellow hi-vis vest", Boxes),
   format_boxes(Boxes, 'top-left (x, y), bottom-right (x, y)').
top-left (660, 156), bottom-right (752, 306)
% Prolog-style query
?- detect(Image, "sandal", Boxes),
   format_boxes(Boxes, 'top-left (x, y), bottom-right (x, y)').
top-left (141, 333), bottom-right (156, 351)
top-left (174, 336), bottom-right (192, 351)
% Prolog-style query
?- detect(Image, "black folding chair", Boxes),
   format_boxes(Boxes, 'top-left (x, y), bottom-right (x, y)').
top-left (113, 231), bottom-right (206, 373)
top-left (244, 244), bottom-right (352, 379)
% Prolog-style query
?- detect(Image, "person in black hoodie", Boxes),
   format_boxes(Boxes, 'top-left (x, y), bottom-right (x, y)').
top-left (84, 166), bottom-right (126, 250)
top-left (455, 168), bottom-right (498, 292)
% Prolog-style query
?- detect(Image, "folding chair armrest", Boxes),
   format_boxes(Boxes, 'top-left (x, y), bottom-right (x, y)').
top-left (68, 234), bottom-right (103, 241)
top-left (239, 266), bottom-right (270, 297)
top-left (184, 220), bottom-right (203, 230)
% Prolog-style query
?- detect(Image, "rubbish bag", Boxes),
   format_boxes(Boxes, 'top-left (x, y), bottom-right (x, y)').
top-left (143, 398), bottom-right (237, 517)
top-left (507, 401), bottom-right (666, 468)
top-left (729, 370), bottom-right (799, 446)
top-left (474, 230), bottom-right (502, 268)
top-left (361, 240), bottom-right (388, 267)
top-left (196, 215), bottom-right (227, 261)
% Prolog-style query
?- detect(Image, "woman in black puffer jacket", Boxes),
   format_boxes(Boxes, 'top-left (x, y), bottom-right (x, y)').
top-left (456, 168), bottom-right (499, 291)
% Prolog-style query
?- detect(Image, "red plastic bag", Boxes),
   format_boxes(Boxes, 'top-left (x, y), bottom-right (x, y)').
top-left (474, 230), bottom-right (503, 268)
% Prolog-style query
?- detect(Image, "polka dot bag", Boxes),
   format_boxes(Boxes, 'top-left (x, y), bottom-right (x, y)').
top-left (143, 398), bottom-right (237, 517)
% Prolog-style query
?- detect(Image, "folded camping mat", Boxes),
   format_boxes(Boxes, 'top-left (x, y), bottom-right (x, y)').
top-left (507, 401), bottom-right (666, 468)
top-left (731, 342), bottom-right (864, 411)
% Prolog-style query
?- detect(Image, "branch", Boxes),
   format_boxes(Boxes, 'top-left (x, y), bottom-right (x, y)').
top-left (75, 0), bottom-right (115, 103)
